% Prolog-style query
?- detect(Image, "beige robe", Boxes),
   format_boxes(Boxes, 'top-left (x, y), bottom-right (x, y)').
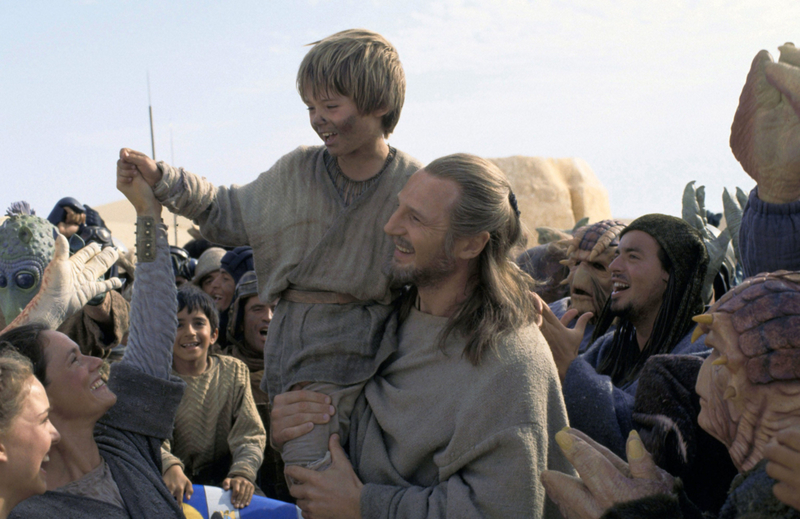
top-left (153, 146), bottom-right (422, 398)
top-left (350, 308), bottom-right (574, 519)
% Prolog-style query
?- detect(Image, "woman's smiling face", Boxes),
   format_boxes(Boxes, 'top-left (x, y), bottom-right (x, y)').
top-left (0, 376), bottom-right (60, 501)
top-left (41, 331), bottom-right (117, 423)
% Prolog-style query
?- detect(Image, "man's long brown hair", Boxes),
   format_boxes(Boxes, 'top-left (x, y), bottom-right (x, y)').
top-left (400, 153), bottom-right (540, 365)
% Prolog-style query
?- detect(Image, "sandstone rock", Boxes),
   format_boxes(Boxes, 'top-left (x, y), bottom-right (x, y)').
top-left (489, 156), bottom-right (612, 244)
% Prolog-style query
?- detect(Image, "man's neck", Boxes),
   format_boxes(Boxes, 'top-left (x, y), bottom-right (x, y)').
top-left (417, 267), bottom-right (472, 318)
top-left (173, 355), bottom-right (210, 377)
top-left (631, 308), bottom-right (660, 351)
top-left (336, 140), bottom-right (390, 182)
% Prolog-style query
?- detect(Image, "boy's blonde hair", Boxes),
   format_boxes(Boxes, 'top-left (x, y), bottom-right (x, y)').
top-left (297, 29), bottom-right (405, 137)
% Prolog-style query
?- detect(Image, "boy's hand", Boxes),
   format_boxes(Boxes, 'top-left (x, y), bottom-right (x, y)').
top-left (163, 465), bottom-right (193, 504)
top-left (117, 150), bottom-right (162, 216)
top-left (222, 476), bottom-right (254, 509)
top-left (117, 148), bottom-right (163, 188)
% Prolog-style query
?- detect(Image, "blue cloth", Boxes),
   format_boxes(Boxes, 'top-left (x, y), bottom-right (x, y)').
top-left (562, 330), bottom-right (707, 457)
top-left (740, 187), bottom-right (800, 277)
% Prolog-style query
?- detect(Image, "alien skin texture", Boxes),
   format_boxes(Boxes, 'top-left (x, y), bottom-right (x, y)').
top-left (0, 203), bottom-right (56, 323)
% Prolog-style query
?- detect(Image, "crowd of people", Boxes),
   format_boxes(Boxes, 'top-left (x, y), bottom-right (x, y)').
top-left (1, 29), bottom-right (800, 519)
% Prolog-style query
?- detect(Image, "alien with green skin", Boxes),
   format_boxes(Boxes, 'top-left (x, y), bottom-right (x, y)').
top-left (0, 202), bottom-right (56, 327)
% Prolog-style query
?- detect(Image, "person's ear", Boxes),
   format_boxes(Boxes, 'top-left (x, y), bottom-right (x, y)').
top-left (456, 231), bottom-right (491, 261)
top-left (372, 105), bottom-right (390, 118)
top-left (0, 441), bottom-right (7, 463)
top-left (211, 328), bottom-right (219, 344)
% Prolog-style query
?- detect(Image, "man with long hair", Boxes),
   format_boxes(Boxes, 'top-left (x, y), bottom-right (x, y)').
top-left (542, 214), bottom-right (710, 457)
top-left (271, 154), bottom-right (572, 519)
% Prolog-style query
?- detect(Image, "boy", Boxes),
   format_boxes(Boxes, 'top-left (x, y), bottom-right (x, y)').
top-left (118, 29), bottom-right (421, 474)
top-left (161, 286), bottom-right (266, 509)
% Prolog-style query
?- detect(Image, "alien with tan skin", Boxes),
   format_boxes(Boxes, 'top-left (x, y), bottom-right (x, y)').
top-left (549, 220), bottom-right (627, 353)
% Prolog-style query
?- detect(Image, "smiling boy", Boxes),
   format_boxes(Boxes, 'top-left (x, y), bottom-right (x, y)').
top-left (160, 286), bottom-right (266, 509)
top-left (118, 29), bottom-right (421, 475)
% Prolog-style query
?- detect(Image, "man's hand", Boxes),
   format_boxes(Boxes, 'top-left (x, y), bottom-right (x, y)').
top-left (117, 148), bottom-right (162, 189)
top-left (765, 425), bottom-right (800, 511)
top-left (163, 465), bottom-right (193, 504)
top-left (285, 434), bottom-right (363, 519)
top-left (4, 235), bottom-right (122, 332)
top-left (731, 43), bottom-right (800, 204)
top-left (541, 428), bottom-right (675, 519)
top-left (538, 301), bottom-right (592, 381)
top-left (270, 390), bottom-right (335, 451)
top-left (222, 476), bottom-right (255, 509)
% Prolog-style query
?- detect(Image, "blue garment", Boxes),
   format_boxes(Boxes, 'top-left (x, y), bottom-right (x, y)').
top-left (562, 330), bottom-right (707, 457)
top-left (740, 187), bottom-right (800, 277)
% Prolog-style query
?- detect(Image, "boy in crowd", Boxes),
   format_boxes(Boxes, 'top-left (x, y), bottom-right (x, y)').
top-left (161, 286), bottom-right (266, 509)
top-left (117, 29), bottom-right (422, 475)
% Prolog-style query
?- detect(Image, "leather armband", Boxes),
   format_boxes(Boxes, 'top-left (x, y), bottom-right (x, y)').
top-left (135, 216), bottom-right (157, 263)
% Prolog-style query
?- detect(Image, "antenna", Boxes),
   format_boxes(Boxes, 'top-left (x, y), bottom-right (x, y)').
top-left (171, 125), bottom-right (178, 246)
top-left (147, 72), bottom-right (156, 160)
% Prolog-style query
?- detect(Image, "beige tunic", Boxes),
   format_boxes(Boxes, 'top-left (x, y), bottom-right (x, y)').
top-left (161, 355), bottom-right (266, 483)
top-left (350, 308), bottom-right (574, 519)
top-left (152, 146), bottom-right (422, 397)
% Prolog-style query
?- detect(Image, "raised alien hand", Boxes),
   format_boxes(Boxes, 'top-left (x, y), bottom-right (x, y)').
top-left (541, 428), bottom-right (675, 519)
top-left (4, 234), bottom-right (122, 332)
top-left (730, 43), bottom-right (800, 204)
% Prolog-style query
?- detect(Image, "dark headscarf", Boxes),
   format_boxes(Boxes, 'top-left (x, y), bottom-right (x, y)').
top-left (594, 214), bottom-right (708, 386)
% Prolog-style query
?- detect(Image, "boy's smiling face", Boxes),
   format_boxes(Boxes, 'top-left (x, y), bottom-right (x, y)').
top-left (304, 90), bottom-right (387, 161)
top-left (174, 307), bottom-right (218, 369)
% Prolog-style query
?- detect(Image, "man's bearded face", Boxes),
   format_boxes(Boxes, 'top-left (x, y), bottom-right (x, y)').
top-left (567, 246), bottom-right (616, 319)
top-left (384, 235), bottom-right (456, 289)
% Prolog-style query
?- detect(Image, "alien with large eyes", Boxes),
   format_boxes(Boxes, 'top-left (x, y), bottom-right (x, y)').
top-left (0, 202), bottom-right (56, 327)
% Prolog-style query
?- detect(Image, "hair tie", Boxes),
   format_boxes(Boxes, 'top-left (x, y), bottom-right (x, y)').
top-left (509, 191), bottom-right (521, 218)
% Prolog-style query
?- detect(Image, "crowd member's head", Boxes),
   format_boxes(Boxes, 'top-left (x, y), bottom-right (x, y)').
top-left (46, 198), bottom-right (85, 239)
top-left (694, 271), bottom-right (800, 473)
top-left (193, 247), bottom-right (234, 312)
top-left (169, 246), bottom-right (196, 287)
top-left (515, 242), bottom-right (570, 304)
top-left (297, 29), bottom-right (405, 140)
top-left (384, 153), bottom-right (539, 364)
top-left (593, 214), bottom-right (708, 385)
top-left (0, 347), bottom-right (59, 518)
top-left (174, 286), bottom-right (219, 372)
top-left (226, 272), bottom-right (275, 371)
top-left (562, 220), bottom-right (627, 322)
top-left (0, 205), bottom-right (56, 325)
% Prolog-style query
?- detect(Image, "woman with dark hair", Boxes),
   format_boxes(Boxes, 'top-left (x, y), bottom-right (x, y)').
top-left (1, 171), bottom-right (185, 519)
top-left (0, 348), bottom-right (60, 519)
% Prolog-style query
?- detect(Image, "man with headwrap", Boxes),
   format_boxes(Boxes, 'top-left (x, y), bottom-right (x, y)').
top-left (549, 219), bottom-right (627, 353)
top-left (217, 271), bottom-right (290, 502)
top-left (541, 214), bottom-right (709, 458)
top-left (541, 271), bottom-right (800, 519)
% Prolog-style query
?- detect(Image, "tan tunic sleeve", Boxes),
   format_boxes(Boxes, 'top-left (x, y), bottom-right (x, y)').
top-left (160, 441), bottom-right (185, 475)
top-left (226, 362), bottom-right (267, 482)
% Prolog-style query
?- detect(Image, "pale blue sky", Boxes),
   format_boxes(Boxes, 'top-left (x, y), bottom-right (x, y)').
top-left (2, 0), bottom-right (798, 220)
